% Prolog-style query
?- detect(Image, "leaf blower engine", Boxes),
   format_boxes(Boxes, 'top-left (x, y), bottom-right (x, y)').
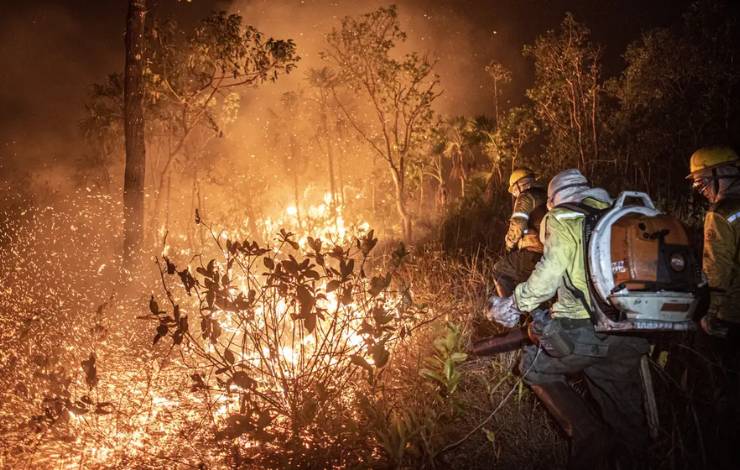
top-left (582, 191), bottom-right (703, 332)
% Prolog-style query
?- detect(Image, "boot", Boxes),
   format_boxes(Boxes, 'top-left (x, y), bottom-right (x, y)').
top-left (531, 382), bottom-right (613, 470)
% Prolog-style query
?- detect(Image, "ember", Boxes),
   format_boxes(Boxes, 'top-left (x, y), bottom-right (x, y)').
top-left (2, 1), bottom-right (740, 468)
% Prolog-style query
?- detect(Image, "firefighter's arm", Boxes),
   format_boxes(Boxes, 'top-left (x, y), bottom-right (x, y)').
top-left (703, 211), bottom-right (736, 317)
top-left (513, 213), bottom-right (574, 312)
top-left (504, 193), bottom-right (532, 251)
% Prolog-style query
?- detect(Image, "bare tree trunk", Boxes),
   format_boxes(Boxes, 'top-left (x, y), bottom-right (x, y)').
top-left (293, 171), bottom-right (302, 228)
top-left (459, 151), bottom-right (467, 199)
top-left (196, 177), bottom-right (205, 249)
top-left (417, 174), bottom-right (424, 216)
top-left (435, 155), bottom-right (447, 214)
top-left (371, 154), bottom-right (377, 215)
top-left (165, 173), bottom-right (171, 232)
top-left (322, 111), bottom-right (338, 226)
top-left (590, 78), bottom-right (599, 174)
top-left (122, 0), bottom-right (148, 268)
top-left (390, 167), bottom-right (411, 243)
top-left (188, 168), bottom-right (196, 254)
top-left (289, 137), bottom-right (302, 227)
top-left (493, 77), bottom-right (499, 129)
top-left (337, 147), bottom-right (345, 207)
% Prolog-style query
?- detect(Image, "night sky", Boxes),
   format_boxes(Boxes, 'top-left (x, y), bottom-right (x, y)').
top-left (0, 0), bottom-right (704, 186)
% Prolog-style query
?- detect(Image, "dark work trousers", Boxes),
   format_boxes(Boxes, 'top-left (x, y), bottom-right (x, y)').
top-left (521, 321), bottom-right (650, 464)
top-left (492, 249), bottom-right (542, 296)
top-left (689, 323), bottom-right (740, 469)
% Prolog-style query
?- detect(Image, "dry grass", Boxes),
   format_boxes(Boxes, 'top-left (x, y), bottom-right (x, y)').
top-left (0, 190), bottom-right (727, 469)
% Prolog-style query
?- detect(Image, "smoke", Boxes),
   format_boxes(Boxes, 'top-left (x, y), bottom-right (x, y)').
top-left (207, 0), bottom-right (508, 221)
top-left (0, 0), bottom-right (231, 196)
top-left (227, 0), bottom-right (498, 117)
top-left (0, 2), bottom-right (126, 193)
top-left (0, 0), bottom-right (514, 198)
top-left (0, 0), bottom-right (692, 198)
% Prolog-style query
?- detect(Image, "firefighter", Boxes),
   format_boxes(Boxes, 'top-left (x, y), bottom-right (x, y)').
top-left (487, 169), bottom-right (649, 470)
top-left (687, 146), bottom-right (740, 337)
top-left (688, 146), bottom-right (740, 468)
top-left (491, 168), bottom-right (548, 297)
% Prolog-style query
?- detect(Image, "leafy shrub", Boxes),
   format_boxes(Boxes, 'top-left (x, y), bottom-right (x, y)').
top-left (144, 224), bottom-right (422, 465)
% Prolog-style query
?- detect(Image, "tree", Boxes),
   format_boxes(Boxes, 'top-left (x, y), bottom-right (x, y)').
top-left (606, 0), bottom-right (740, 204)
top-left (524, 13), bottom-right (603, 175)
top-left (306, 67), bottom-right (341, 224)
top-left (479, 106), bottom-right (539, 203)
top-left (482, 107), bottom-right (539, 175)
top-left (86, 11), bottom-right (299, 249)
top-left (438, 116), bottom-right (493, 201)
top-left (484, 61), bottom-right (512, 128)
top-left (267, 91), bottom-right (311, 227)
top-left (145, 12), bottom-right (298, 237)
top-left (322, 6), bottom-right (441, 242)
top-left (122, 0), bottom-right (149, 267)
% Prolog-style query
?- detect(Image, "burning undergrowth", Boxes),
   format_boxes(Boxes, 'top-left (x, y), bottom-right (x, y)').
top-left (139, 221), bottom-right (425, 467)
top-left (1, 189), bottom-right (502, 468)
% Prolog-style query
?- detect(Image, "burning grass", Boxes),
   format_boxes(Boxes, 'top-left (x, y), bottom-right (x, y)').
top-left (0, 188), bottom-right (553, 468)
top-left (0, 188), bottom-right (716, 469)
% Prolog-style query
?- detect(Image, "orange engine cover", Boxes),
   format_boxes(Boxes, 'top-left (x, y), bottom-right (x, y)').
top-left (610, 214), bottom-right (691, 290)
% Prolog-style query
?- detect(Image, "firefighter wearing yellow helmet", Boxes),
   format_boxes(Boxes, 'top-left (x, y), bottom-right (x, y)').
top-left (491, 167), bottom-right (548, 297)
top-left (688, 146), bottom-right (740, 467)
top-left (687, 146), bottom-right (740, 336)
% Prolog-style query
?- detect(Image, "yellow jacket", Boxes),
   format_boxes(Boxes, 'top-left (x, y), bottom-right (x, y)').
top-left (514, 197), bottom-right (610, 320)
top-left (703, 197), bottom-right (740, 323)
top-left (505, 187), bottom-right (547, 252)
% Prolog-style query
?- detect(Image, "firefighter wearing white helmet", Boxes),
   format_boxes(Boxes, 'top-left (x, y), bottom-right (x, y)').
top-left (486, 169), bottom-right (649, 469)
top-left (491, 168), bottom-right (547, 297)
top-left (687, 146), bottom-right (740, 337)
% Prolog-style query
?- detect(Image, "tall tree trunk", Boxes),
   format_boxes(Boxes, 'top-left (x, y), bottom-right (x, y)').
top-left (336, 147), bottom-right (345, 207)
top-left (371, 154), bottom-right (377, 215)
top-left (321, 110), bottom-right (338, 226)
top-left (390, 167), bottom-right (411, 243)
top-left (122, 0), bottom-right (148, 267)
top-left (417, 174), bottom-right (424, 216)
top-left (290, 137), bottom-right (302, 227)
top-left (493, 77), bottom-right (499, 129)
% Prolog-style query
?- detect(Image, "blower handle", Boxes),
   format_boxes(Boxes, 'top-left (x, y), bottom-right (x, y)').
top-left (613, 191), bottom-right (656, 210)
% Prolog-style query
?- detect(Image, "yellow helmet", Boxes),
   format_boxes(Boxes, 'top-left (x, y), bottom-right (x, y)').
top-left (508, 167), bottom-right (535, 192)
top-left (687, 146), bottom-right (739, 178)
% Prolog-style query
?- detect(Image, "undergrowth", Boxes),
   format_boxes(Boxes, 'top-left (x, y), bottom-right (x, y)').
top-left (0, 189), bottom-right (730, 469)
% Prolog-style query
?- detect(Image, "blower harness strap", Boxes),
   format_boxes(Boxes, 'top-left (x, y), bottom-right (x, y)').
top-left (556, 202), bottom-right (614, 325)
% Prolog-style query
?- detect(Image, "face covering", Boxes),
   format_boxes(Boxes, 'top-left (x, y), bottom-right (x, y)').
top-left (693, 165), bottom-right (740, 204)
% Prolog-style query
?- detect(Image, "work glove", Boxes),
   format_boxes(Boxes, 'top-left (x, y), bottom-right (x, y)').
top-left (700, 311), bottom-right (728, 339)
top-left (485, 295), bottom-right (521, 328)
top-left (504, 238), bottom-right (516, 252)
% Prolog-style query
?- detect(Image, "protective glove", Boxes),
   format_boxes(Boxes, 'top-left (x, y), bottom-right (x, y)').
top-left (700, 311), bottom-right (728, 338)
top-left (485, 295), bottom-right (521, 328)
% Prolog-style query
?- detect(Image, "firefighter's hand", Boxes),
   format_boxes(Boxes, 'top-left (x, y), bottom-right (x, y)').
top-left (504, 238), bottom-right (516, 252)
top-left (485, 295), bottom-right (521, 328)
top-left (700, 311), bottom-right (728, 338)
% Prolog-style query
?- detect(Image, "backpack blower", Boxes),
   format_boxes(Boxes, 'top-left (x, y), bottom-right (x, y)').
top-left (582, 191), bottom-right (702, 332)
top-left (473, 191), bottom-right (703, 356)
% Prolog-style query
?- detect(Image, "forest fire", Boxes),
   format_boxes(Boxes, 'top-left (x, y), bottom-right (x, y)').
top-left (2, 0), bottom-right (740, 468)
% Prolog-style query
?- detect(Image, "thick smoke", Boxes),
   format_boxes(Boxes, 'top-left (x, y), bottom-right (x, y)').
top-left (0, 0), bottom-right (695, 198)
top-left (0, 0), bottom-right (230, 196)
top-left (0, 2), bottom-right (124, 193)
top-left (227, 0), bottom-right (498, 119)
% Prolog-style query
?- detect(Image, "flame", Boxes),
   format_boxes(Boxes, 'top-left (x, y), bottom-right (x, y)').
top-left (5, 187), bottom-right (394, 468)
